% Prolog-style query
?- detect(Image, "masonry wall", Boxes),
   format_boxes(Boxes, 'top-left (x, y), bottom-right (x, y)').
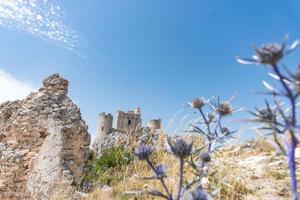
top-left (93, 113), bottom-right (113, 146)
top-left (114, 111), bottom-right (141, 132)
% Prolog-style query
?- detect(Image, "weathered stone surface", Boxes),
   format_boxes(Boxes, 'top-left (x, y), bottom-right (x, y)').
top-left (93, 127), bottom-right (163, 157)
top-left (0, 73), bottom-right (90, 200)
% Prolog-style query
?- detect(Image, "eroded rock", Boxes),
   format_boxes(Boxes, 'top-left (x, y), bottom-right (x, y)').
top-left (0, 73), bottom-right (90, 200)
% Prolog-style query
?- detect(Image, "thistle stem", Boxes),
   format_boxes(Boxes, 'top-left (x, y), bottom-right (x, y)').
top-left (199, 108), bottom-right (212, 134)
top-left (273, 64), bottom-right (298, 199)
top-left (273, 64), bottom-right (296, 125)
top-left (145, 158), bottom-right (173, 199)
top-left (288, 135), bottom-right (298, 200)
top-left (177, 158), bottom-right (184, 200)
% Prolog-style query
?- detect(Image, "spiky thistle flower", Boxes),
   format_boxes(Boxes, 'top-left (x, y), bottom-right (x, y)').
top-left (207, 113), bottom-right (215, 122)
top-left (200, 152), bottom-right (211, 163)
top-left (188, 98), bottom-right (207, 109)
top-left (154, 164), bottom-right (167, 178)
top-left (134, 144), bottom-right (153, 160)
top-left (221, 127), bottom-right (230, 135)
top-left (237, 35), bottom-right (300, 200)
top-left (237, 35), bottom-right (300, 66)
top-left (168, 138), bottom-right (193, 159)
top-left (250, 106), bottom-right (277, 124)
top-left (214, 101), bottom-right (233, 116)
top-left (191, 188), bottom-right (209, 200)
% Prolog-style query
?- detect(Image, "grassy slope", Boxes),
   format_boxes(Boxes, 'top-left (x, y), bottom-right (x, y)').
top-left (87, 139), bottom-right (295, 200)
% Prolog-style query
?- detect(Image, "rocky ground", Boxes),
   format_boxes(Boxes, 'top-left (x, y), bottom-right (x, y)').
top-left (212, 140), bottom-right (292, 200)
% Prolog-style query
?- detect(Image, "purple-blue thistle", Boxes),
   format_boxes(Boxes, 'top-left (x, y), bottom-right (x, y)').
top-left (200, 152), bottom-right (211, 163)
top-left (237, 35), bottom-right (300, 200)
top-left (237, 35), bottom-right (300, 66)
top-left (191, 188), bottom-right (209, 200)
top-left (134, 144), bottom-right (153, 160)
top-left (154, 164), bottom-right (167, 178)
top-left (133, 96), bottom-right (237, 199)
top-left (169, 139), bottom-right (193, 159)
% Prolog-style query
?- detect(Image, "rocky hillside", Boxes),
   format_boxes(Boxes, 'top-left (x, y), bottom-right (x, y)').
top-left (0, 74), bottom-right (90, 200)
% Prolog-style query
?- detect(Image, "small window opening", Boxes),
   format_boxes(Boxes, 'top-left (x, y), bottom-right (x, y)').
top-left (101, 126), bottom-right (104, 131)
top-left (128, 119), bottom-right (132, 125)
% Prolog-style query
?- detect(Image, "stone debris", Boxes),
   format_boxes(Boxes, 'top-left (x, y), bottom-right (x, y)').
top-left (93, 127), bottom-right (164, 157)
top-left (0, 73), bottom-right (90, 200)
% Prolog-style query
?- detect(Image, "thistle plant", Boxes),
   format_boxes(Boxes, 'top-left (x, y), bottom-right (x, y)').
top-left (186, 97), bottom-right (238, 192)
top-left (131, 97), bottom-right (238, 200)
top-left (237, 35), bottom-right (300, 200)
top-left (187, 97), bottom-right (238, 153)
top-left (133, 140), bottom-right (209, 200)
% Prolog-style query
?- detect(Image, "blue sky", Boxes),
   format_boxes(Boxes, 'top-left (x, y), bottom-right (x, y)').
top-left (1, 0), bottom-right (300, 139)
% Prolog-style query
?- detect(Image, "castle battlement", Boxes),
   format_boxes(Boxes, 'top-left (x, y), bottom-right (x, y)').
top-left (93, 107), bottom-right (162, 146)
top-left (114, 107), bottom-right (141, 132)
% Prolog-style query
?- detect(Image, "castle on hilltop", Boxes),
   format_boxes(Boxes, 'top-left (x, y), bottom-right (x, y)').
top-left (93, 107), bottom-right (162, 145)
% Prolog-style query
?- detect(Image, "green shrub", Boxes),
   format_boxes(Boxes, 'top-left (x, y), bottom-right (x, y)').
top-left (84, 146), bottom-right (134, 185)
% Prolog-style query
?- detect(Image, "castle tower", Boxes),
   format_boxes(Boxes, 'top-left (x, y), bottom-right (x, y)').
top-left (114, 107), bottom-right (142, 132)
top-left (93, 112), bottom-right (113, 145)
top-left (148, 119), bottom-right (162, 132)
top-left (134, 107), bottom-right (141, 114)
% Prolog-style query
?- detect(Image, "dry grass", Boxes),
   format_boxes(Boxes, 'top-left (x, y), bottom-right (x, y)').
top-left (263, 169), bottom-right (289, 180)
top-left (251, 139), bottom-right (276, 154)
top-left (87, 136), bottom-right (293, 200)
top-left (221, 138), bottom-right (276, 158)
top-left (208, 162), bottom-right (254, 200)
top-left (90, 149), bottom-right (254, 200)
top-left (87, 187), bottom-right (112, 200)
top-left (113, 134), bottom-right (204, 200)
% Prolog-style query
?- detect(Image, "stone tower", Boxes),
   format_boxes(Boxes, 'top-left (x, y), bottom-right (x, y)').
top-left (114, 107), bottom-right (142, 131)
top-left (93, 112), bottom-right (113, 145)
top-left (148, 119), bottom-right (162, 132)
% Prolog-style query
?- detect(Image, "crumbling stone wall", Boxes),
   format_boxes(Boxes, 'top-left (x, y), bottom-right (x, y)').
top-left (0, 73), bottom-right (90, 200)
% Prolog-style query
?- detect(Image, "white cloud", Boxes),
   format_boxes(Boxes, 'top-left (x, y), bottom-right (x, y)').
top-left (0, 70), bottom-right (36, 103)
top-left (0, 0), bottom-right (81, 54)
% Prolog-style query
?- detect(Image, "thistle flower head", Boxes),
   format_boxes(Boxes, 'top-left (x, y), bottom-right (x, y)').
top-left (201, 152), bottom-right (211, 163)
top-left (221, 127), bottom-right (230, 135)
top-left (252, 107), bottom-right (276, 123)
top-left (237, 35), bottom-right (300, 66)
top-left (168, 138), bottom-right (193, 159)
top-left (191, 188), bottom-right (209, 200)
top-left (154, 164), bottom-right (167, 178)
top-left (255, 43), bottom-right (283, 65)
top-left (215, 101), bottom-right (233, 116)
top-left (208, 113), bottom-right (215, 122)
top-left (188, 98), bottom-right (206, 109)
top-left (134, 144), bottom-right (153, 160)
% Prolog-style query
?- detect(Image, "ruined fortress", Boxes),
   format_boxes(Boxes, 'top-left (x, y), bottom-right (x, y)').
top-left (0, 73), bottom-right (162, 199)
top-left (93, 107), bottom-right (162, 145)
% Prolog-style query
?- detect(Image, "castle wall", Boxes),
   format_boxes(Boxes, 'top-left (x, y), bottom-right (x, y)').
top-left (114, 110), bottom-right (141, 132)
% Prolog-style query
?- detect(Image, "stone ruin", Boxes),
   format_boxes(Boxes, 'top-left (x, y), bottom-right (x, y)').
top-left (0, 72), bottom-right (165, 199)
top-left (0, 73), bottom-right (90, 200)
top-left (92, 108), bottom-right (162, 156)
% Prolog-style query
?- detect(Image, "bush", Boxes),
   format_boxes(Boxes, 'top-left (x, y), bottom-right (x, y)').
top-left (84, 146), bottom-right (134, 185)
